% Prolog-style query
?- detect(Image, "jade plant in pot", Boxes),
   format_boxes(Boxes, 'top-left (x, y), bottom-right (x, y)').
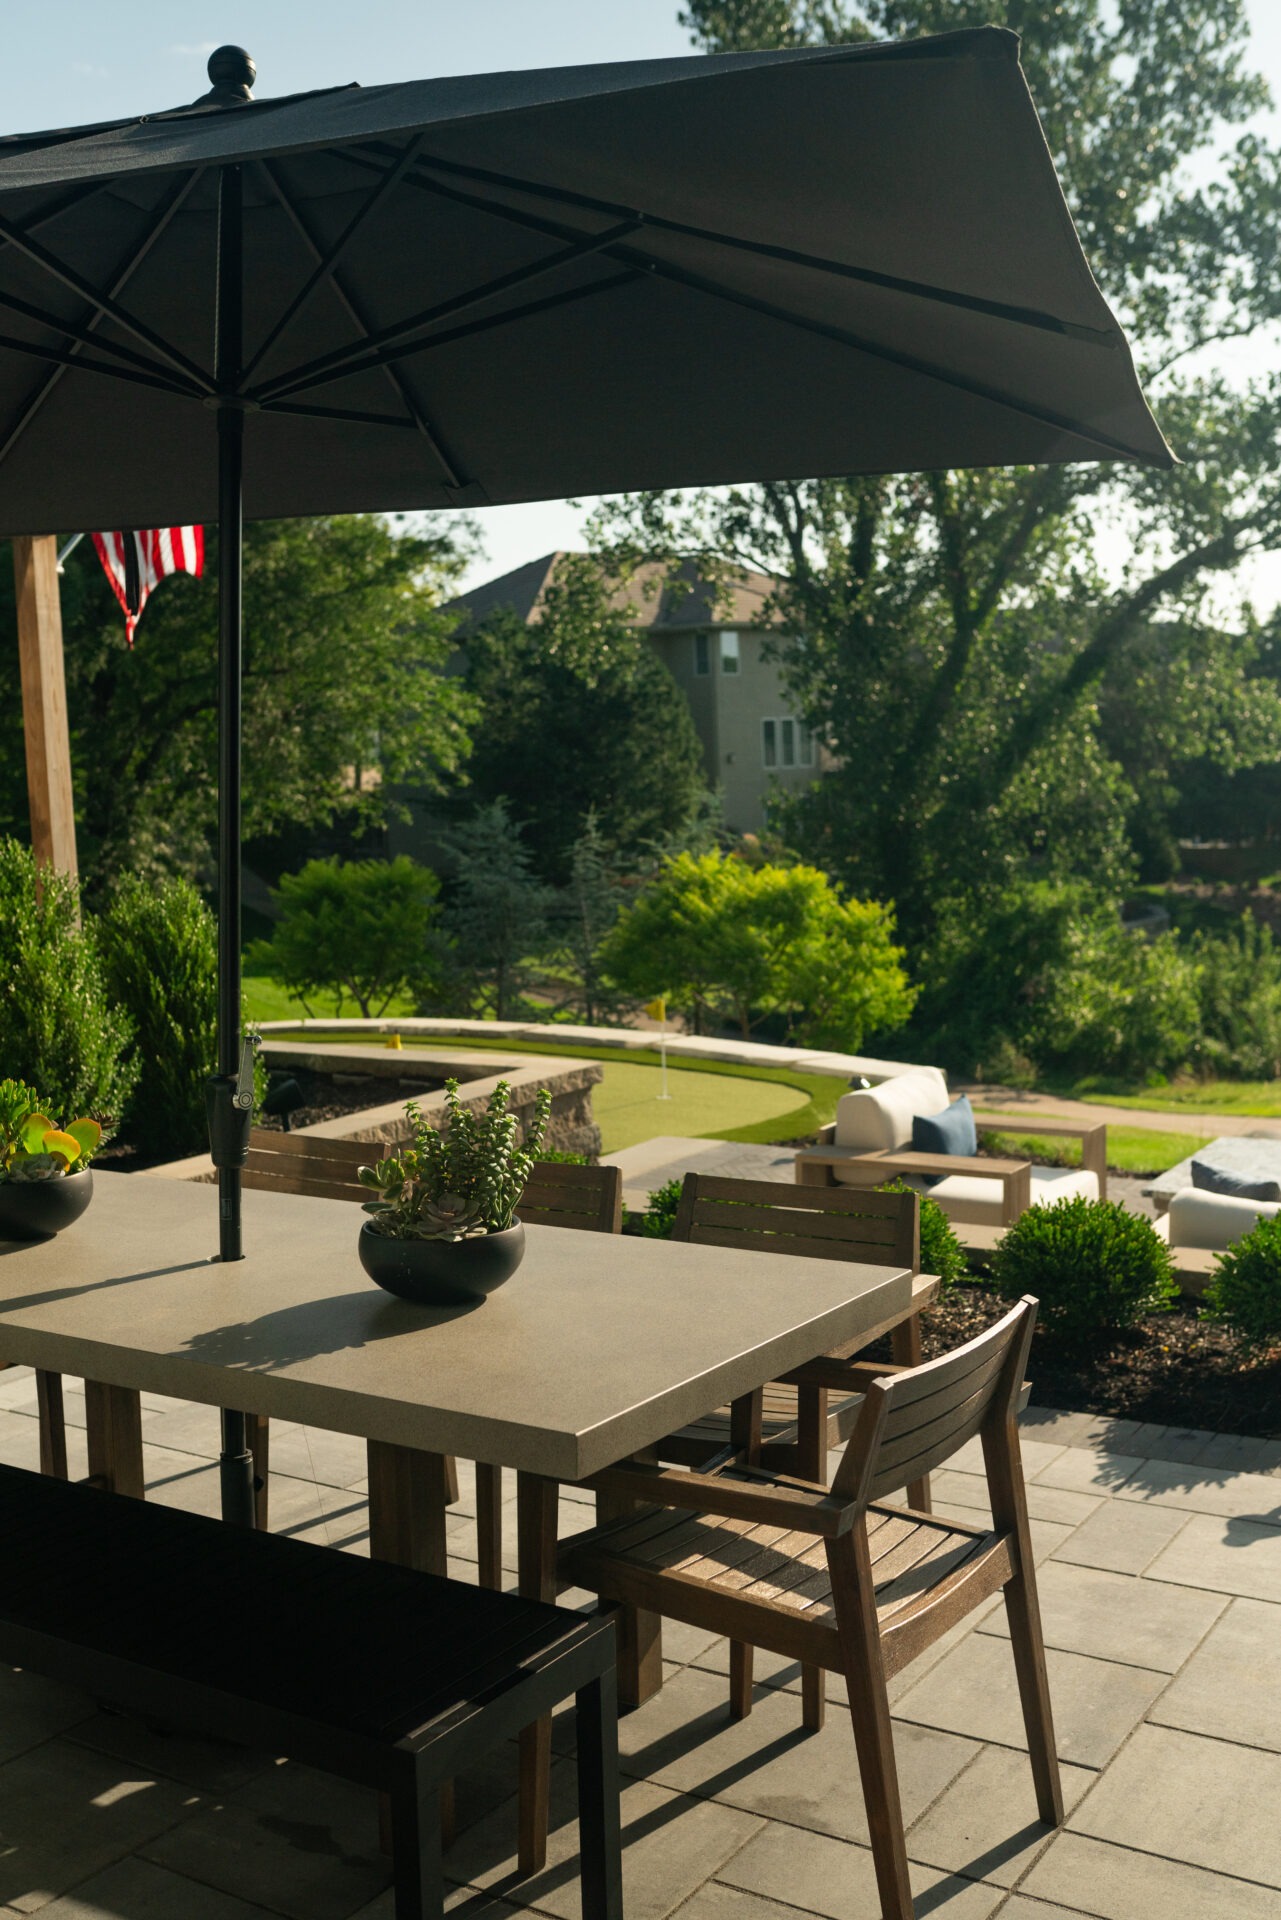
top-left (0, 1078), bottom-right (102, 1240)
top-left (357, 1078), bottom-right (552, 1304)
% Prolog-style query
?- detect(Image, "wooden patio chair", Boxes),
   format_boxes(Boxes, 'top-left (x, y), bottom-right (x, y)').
top-left (647, 1174), bottom-right (936, 1724)
top-left (562, 1297), bottom-right (1061, 1920)
top-left (471, 1160), bottom-right (624, 1588)
top-left (660, 1177), bottom-right (937, 1499)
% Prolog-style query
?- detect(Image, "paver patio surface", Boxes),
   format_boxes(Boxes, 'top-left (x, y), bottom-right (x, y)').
top-left (1, 1372), bottom-right (1279, 1918)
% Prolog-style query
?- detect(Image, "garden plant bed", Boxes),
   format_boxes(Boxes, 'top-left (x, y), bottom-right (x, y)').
top-left (913, 1283), bottom-right (1281, 1438)
top-left (257, 1066), bottom-right (444, 1132)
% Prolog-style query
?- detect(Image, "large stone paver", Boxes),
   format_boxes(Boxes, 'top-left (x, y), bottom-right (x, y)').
top-left (1143, 1510), bottom-right (1281, 1601)
top-left (902, 1742), bottom-right (1093, 1888)
top-left (1048, 1496), bottom-right (1191, 1575)
top-left (716, 1822), bottom-right (1004, 1918)
top-left (0, 1735), bottom-right (205, 1912)
top-left (892, 1631), bottom-right (1165, 1768)
top-left (1068, 1723), bottom-right (1281, 1885)
top-left (1114, 1456), bottom-right (1281, 1524)
top-left (1148, 1597), bottom-right (1281, 1752)
top-left (9, 1857), bottom-right (278, 1917)
top-left (975, 1558), bottom-right (1227, 1671)
top-left (445, 1762), bottom-right (761, 1919)
top-left (616, 1664), bottom-right (978, 1845)
top-left (1020, 1831), bottom-right (1281, 1920)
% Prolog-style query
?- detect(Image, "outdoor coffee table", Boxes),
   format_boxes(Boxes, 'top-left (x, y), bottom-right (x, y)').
top-left (0, 1170), bottom-right (910, 1873)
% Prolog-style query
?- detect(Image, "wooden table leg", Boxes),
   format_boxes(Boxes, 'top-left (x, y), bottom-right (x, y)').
top-left (593, 1478), bottom-right (664, 1712)
top-left (366, 1440), bottom-right (455, 1852)
top-left (84, 1381), bottom-right (144, 1498)
top-left (366, 1439), bottom-right (451, 1576)
top-left (246, 1412), bottom-right (270, 1530)
top-left (35, 1370), bottom-right (67, 1479)
top-left (517, 1472), bottom-right (558, 1877)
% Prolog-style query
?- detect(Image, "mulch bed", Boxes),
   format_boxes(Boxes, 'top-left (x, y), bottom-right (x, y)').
top-left (904, 1283), bottom-right (1281, 1440)
top-left (254, 1067), bottom-right (442, 1133)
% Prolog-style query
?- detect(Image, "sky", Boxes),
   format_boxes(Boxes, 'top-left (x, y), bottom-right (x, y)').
top-left (3, 2), bottom-right (1281, 598)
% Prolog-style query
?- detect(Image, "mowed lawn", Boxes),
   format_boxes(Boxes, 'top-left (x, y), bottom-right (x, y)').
top-left (592, 1059), bottom-right (808, 1152)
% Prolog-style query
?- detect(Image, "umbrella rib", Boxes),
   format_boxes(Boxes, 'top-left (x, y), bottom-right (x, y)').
top-left (0, 170), bottom-right (204, 472)
top-left (260, 400), bottom-right (420, 429)
top-left (243, 133), bottom-right (428, 383)
top-left (0, 208), bottom-right (215, 395)
top-left (251, 215), bottom-right (642, 405)
top-left (255, 267), bottom-right (641, 402)
top-left (355, 142), bottom-right (1117, 351)
top-left (0, 327), bottom-right (200, 399)
top-left (255, 157), bottom-right (468, 491)
top-left (627, 252), bottom-right (1155, 463)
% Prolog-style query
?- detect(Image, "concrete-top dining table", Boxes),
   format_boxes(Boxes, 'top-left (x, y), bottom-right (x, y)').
top-left (0, 1169), bottom-right (911, 1871)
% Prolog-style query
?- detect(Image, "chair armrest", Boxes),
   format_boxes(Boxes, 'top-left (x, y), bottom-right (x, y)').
top-left (814, 1121), bottom-right (836, 1145)
top-left (972, 1112), bottom-right (1108, 1201)
top-left (780, 1357), bottom-right (908, 1393)
top-left (583, 1459), bottom-right (854, 1537)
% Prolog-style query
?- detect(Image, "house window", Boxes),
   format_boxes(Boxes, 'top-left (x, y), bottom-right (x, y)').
top-left (720, 630), bottom-right (740, 674)
top-left (694, 633), bottom-right (710, 676)
top-left (762, 717), bottom-right (815, 769)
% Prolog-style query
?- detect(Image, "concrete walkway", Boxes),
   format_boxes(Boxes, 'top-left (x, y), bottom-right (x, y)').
top-left (2, 1368), bottom-right (1281, 1918)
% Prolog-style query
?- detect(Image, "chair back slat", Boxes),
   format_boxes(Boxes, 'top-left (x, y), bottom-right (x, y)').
top-left (834, 1297), bottom-right (1036, 1506)
top-left (518, 1162), bottom-right (622, 1234)
top-left (674, 1174), bottom-right (918, 1271)
top-left (243, 1130), bottom-right (374, 1204)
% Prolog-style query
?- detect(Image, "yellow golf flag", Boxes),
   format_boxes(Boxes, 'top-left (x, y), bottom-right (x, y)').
top-left (644, 996), bottom-right (667, 1023)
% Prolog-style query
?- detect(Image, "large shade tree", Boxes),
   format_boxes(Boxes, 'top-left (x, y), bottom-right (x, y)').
top-left (596, 0), bottom-right (1281, 941)
top-left (456, 555), bottom-right (708, 883)
top-left (0, 514), bottom-right (477, 891)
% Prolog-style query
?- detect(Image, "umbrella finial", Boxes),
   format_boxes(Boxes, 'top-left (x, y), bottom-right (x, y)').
top-left (202, 45), bottom-right (256, 105)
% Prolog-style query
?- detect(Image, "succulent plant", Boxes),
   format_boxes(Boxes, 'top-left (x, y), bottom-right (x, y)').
top-left (358, 1079), bottom-right (552, 1241)
top-left (0, 1078), bottom-right (101, 1181)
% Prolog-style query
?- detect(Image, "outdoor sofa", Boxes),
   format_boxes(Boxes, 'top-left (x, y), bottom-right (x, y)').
top-left (794, 1068), bottom-right (1107, 1235)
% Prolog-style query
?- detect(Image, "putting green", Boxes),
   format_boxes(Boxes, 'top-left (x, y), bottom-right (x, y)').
top-left (592, 1058), bottom-right (807, 1151)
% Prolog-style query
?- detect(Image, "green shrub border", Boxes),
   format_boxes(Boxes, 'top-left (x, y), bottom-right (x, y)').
top-left (265, 1028), bottom-right (843, 1144)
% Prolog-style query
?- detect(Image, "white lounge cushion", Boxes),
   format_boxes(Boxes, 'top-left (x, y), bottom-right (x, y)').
top-left (837, 1163), bottom-right (1099, 1226)
top-left (1166, 1186), bottom-right (1281, 1251)
top-left (832, 1069), bottom-right (950, 1153)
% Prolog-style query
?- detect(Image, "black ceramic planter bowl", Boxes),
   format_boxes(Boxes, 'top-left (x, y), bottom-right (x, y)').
top-left (358, 1219), bottom-right (526, 1305)
top-left (0, 1169), bottom-right (93, 1241)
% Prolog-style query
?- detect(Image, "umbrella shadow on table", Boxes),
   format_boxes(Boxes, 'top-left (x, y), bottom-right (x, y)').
top-left (0, 1256), bottom-right (217, 1311)
top-left (174, 1290), bottom-right (482, 1372)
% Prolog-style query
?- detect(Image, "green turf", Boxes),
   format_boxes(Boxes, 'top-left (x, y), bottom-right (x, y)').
top-left (260, 1020), bottom-right (844, 1144)
top-left (590, 1060), bottom-right (807, 1151)
top-left (1074, 1081), bottom-right (1281, 1118)
top-left (980, 1124), bottom-right (1209, 1176)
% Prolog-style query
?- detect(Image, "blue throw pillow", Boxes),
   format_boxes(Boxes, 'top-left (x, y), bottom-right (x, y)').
top-left (912, 1095), bottom-right (977, 1157)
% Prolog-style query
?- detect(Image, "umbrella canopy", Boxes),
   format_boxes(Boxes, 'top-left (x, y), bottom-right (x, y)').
top-left (0, 26), bottom-right (1169, 536)
top-left (0, 30), bottom-right (1169, 1521)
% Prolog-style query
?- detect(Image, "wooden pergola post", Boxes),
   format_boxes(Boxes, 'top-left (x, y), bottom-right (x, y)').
top-left (13, 534), bottom-right (78, 882)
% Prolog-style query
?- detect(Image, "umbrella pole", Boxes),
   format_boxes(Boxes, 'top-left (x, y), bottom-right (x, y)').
top-left (208, 160), bottom-right (256, 1527)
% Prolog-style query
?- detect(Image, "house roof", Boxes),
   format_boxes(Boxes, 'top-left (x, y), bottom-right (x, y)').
top-left (447, 551), bottom-right (777, 633)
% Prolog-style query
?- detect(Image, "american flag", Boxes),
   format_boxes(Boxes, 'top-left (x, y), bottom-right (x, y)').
top-left (92, 526), bottom-right (204, 646)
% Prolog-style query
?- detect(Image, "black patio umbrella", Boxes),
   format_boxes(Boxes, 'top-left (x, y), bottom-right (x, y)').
top-left (0, 29), bottom-right (1169, 1518)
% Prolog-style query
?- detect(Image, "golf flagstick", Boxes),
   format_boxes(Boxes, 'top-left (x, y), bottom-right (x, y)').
top-left (645, 997), bottom-right (671, 1099)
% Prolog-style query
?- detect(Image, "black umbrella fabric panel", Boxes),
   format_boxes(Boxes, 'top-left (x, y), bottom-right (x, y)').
top-left (0, 29), bottom-right (1172, 534)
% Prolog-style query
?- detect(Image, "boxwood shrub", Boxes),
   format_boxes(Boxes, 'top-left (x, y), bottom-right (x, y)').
top-left (878, 1179), bottom-right (968, 1290)
top-left (990, 1196), bottom-right (1177, 1345)
top-left (1203, 1215), bottom-right (1281, 1350)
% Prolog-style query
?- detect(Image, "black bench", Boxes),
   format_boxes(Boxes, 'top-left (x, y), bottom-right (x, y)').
top-left (0, 1463), bottom-right (622, 1918)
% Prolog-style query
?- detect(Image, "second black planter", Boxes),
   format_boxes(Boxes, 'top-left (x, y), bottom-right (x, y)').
top-left (0, 1169), bottom-right (93, 1241)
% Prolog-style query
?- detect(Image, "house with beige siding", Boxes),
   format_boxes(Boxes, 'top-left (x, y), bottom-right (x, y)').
top-left (447, 551), bottom-right (828, 833)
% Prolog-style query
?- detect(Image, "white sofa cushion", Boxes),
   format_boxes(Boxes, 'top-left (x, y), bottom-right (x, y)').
top-left (1167, 1186), bottom-right (1281, 1251)
top-left (901, 1164), bottom-right (1099, 1229)
top-left (832, 1069), bottom-right (950, 1153)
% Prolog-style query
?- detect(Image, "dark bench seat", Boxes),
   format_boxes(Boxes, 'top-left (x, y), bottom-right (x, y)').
top-left (0, 1463), bottom-right (622, 1919)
